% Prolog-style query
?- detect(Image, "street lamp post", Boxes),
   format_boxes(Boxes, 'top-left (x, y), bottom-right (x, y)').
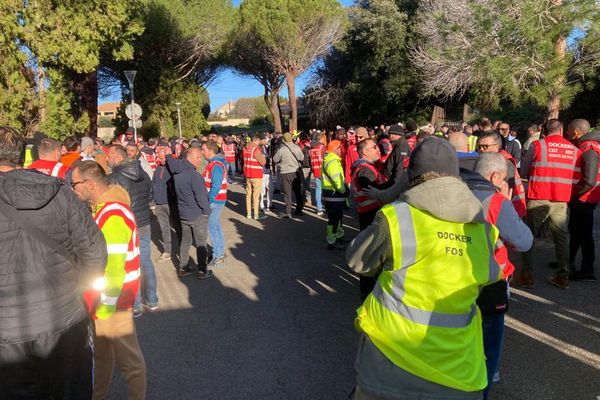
top-left (124, 70), bottom-right (137, 142)
top-left (175, 102), bottom-right (182, 138)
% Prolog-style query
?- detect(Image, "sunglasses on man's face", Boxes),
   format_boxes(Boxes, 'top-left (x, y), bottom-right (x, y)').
top-left (477, 143), bottom-right (499, 150)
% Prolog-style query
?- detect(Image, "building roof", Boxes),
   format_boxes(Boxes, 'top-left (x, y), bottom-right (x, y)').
top-left (98, 102), bottom-right (121, 112)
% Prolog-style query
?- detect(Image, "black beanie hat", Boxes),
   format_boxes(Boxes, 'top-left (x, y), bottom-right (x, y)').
top-left (408, 136), bottom-right (459, 181)
top-left (388, 124), bottom-right (404, 135)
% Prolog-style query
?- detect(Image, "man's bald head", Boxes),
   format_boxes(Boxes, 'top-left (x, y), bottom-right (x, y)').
top-left (448, 132), bottom-right (469, 152)
top-left (567, 118), bottom-right (590, 141)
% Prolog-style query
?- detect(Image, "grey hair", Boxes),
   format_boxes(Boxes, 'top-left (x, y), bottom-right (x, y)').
top-left (474, 152), bottom-right (507, 179)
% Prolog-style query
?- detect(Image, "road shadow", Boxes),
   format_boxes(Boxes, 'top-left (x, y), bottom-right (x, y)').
top-left (108, 186), bottom-right (361, 400)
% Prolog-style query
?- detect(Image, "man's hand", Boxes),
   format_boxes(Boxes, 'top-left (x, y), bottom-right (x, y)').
top-left (362, 186), bottom-right (379, 200)
top-left (499, 182), bottom-right (513, 200)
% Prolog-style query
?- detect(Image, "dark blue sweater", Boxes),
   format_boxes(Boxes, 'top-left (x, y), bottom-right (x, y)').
top-left (152, 164), bottom-right (175, 205)
top-left (166, 156), bottom-right (211, 220)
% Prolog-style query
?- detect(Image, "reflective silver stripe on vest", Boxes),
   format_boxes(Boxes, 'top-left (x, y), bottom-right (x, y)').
top-left (373, 283), bottom-right (478, 328)
top-left (358, 198), bottom-right (379, 208)
top-left (370, 202), bottom-right (498, 328)
top-left (539, 140), bottom-right (547, 163)
top-left (529, 176), bottom-right (578, 184)
top-left (386, 203), bottom-right (417, 300)
top-left (531, 161), bottom-right (580, 172)
top-left (51, 162), bottom-right (63, 177)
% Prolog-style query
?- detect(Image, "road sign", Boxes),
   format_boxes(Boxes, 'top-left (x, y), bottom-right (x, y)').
top-left (128, 119), bottom-right (143, 128)
top-left (125, 103), bottom-right (143, 120)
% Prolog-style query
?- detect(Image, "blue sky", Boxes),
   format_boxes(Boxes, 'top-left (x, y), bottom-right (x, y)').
top-left (100, 0), bottom-right (354, 110)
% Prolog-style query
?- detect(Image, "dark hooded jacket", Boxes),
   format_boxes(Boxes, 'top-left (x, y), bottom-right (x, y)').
top-left (109, 159), bottom-right (152, 228)
top-left (166, 156), bottom-right (210, 220)
top-left (382, 137), bottom-right (411, 184)
top-left (0, 169), bottom-right (106, 343)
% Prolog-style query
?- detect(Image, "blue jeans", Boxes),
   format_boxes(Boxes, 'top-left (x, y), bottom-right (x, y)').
top-left (135, 231), bottom-right (158, 309)
top-left (482, 313), bottom-right (505, 399)
top-left (313, 177), bottom-right (323, 211)
top-left (208, 203), bottom-right (225, 258)
top-left (226, 161), bottom-right (236, 178)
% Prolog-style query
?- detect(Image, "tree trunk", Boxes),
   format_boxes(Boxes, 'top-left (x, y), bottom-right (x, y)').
top-left (69, 70), bottom-right (98, 137)
top-left (38, 67), bottom-right (46, 123)
top-left (264, 84), bottom-right (282, 133)
top-left (547, 2), bottom-right (565, 120)
top-left (285, 72), bottom-right (297, 133)
top-left (547, 95), bottom-right (561, 120)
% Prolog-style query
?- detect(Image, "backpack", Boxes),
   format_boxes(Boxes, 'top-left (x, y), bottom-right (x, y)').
top-left (301, 143), bottom-right (311, 168)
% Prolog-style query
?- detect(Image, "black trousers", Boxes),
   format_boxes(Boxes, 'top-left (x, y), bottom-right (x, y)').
top-left (359, 209), bottom-right (380, 298)
top-left (569, 201), bottom-right (597, 274)
top-left (0, 318), bottom-right (93, 400)
top-left (281, 172), bottom-right (303, 214)
top-left (155, 202), bottom-right (181, 254)
top-left (180, 216), bottom-right (208, 272)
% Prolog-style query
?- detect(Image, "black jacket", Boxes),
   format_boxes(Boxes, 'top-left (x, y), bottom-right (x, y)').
top-left (382, 138), bottom-right (411, 184)
top-left (166, 156), bottom-right (211, 221)
top-left (109, 159), bottom-right (153, 228)
top-left (0, 169), bottom-right (106, 343)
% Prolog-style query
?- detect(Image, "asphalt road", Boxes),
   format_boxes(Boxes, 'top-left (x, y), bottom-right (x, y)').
top-left (107, 181), bottom-right (600, 400)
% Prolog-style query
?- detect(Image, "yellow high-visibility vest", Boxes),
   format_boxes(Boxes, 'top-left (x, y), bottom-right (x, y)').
top-left (356, 201), bottom-right (501, 392)
top-left (24, 145), bottom-right (33, 168)
top-left (467, 135), bottom-right (478, 152)
top-left (322, 152), bottom-right (345, 200)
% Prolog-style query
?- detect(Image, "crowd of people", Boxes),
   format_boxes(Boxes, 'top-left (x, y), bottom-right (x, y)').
top-left (0, 114), bottom-right (598, 399)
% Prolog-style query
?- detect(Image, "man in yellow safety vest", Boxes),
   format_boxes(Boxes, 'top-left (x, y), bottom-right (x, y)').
top-left (346, 137), bottom-right (502, 399)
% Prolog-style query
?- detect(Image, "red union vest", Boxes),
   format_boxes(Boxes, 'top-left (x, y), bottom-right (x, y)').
top-left (118, 134), bottom-right (140, 146)
top-left (28, 159), bottom-right (69, 179)
top-left (406, 135), bottom-right (417, 151)
top-left (309, 144), bottom-right (324, 178)
top-left (141, 150), bottom-right (157, 171)
top-left (345, 144), bottom-right (359, 183)
top-left (243, 146), bottom-right (263, 178)
top-left (577, 140), bottom-right (600, 203)
top-left (203, 159), bottom-right (228, 201)
top-left (527, 135), bottom-right (580, 202)
top-left (352, 160), bottom-right (388, 213)
top-left (481, 192), bottom-right (514, 279)
top-left (85, 202), bottom-right (140, 314)
top-left (223, 143), bottom-right (236, 163)
top-left (500, 150), bottom-right (527, 218)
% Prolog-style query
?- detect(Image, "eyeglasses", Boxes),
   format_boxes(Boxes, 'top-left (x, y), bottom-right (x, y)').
top-left (71, 180), bottom-right (89, 189)
top-left (477, 143), bottom-right (499, 150)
